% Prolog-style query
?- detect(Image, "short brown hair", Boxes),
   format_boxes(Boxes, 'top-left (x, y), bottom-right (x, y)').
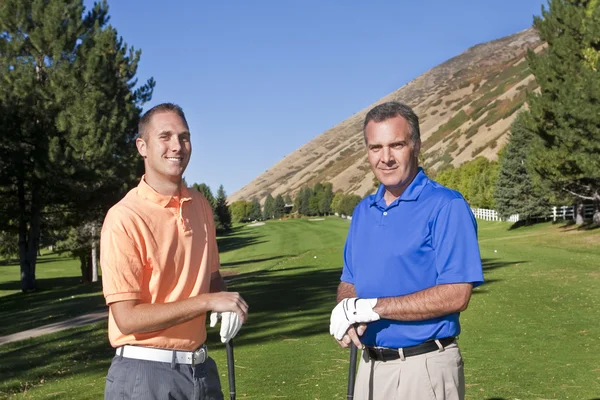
top-left (138, 103), bottom-right (189, 140)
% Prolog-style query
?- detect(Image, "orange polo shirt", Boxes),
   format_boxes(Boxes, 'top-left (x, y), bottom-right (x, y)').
top-left (100, 177), bottom-right (219, 351)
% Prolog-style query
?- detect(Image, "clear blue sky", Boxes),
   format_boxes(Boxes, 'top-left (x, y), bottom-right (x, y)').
top-left (93, 0), bottom-right (547, 196)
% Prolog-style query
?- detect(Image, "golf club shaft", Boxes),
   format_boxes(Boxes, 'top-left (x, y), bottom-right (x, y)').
top-left (347, 342), bottom-right (358, 399)
top-left (226, 340), bottom-right (236, 400)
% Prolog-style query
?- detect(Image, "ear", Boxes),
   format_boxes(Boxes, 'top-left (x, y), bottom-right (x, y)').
top-left (413, 140), bottom-right (422, 160)
top-left (136, 137), bottom-right (147, 158)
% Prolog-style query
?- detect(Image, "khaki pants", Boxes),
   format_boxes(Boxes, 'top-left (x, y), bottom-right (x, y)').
top-left (354, 342), bottom-right (465, 400)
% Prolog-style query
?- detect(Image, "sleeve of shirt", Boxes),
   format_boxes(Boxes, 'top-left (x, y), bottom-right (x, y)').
top-left (432, 198), bottom-right (484, 288)
top-left (100, 209), bottom-right (145, 305)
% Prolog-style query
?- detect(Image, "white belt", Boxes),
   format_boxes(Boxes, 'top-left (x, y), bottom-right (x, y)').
top-left (116, 344), bottom-right (207, 366)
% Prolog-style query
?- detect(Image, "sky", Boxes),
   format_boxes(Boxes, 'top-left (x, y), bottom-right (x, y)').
top-left (89, 0), bottom-right (548, 196)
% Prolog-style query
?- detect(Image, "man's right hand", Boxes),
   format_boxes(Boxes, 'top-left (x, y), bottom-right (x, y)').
top-left (205, 291), bottom-right (249, 324)
top-left (336, 323), bottom-right (367, 349)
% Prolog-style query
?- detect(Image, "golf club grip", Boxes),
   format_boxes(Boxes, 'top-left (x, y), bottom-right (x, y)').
top-left (347, 342), bottom-right (358, 399)
top-left (226, 340), bottom-right (236, 400)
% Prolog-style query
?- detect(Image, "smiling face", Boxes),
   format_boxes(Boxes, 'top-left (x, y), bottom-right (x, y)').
top-left (136, 110), bottom-right (191, 194)
top-left (365, 115), bottom-right (421, 202)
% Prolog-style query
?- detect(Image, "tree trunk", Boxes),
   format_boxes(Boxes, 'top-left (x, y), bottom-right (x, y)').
top-left (91, 224), bottom-right (98, 282)
top-left (574, 201), bottom-right (585, 225)
top-left (593, 192), bottom-right (600, 226)
top-left (18, 180), bottom-right (41, 292)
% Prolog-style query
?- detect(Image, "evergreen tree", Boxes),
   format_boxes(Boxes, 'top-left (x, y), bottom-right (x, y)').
top-left (248, 197), bottom-right (262, 221)
top-left (263, 194), bottom-right (275, 220)
top-left (0, 0), bottom-right (154, 291)
top-left (494, 113), bottom-right (550, 221)
top-left (526, 0), bottom-right (600, 224)
top-left (299, 187), bottom-right (313, 216)
top-left (283, 194), bottom-right (292, 205)
top-left (192, 183), bottom-right (216, 211)
top-left (214, 185), bottom-right (232, 232)
top-left (318, 182), bottom-right (334, 215)
top-left (273, 194), bottom-right (286, 218)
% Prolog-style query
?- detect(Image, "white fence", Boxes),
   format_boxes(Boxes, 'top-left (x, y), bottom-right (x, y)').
top-left (472, 204), bottom-right (596, 222)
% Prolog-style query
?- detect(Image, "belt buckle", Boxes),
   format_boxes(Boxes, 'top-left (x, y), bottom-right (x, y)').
top-left (191, 346), bottom-right (206, 367)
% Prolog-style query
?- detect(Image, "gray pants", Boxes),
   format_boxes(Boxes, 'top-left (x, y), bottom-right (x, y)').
top-left (104, 354), bottom-right (223, 400)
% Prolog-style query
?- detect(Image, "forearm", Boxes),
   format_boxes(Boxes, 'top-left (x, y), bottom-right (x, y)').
top-left (337, 281), bottom-right (357, 303)
top-left (373, 283), bottom-right (473, 321)
top-left (112, 294), bottom-right (213, 335)
top-left (112, 272), bottom-right (246, 335)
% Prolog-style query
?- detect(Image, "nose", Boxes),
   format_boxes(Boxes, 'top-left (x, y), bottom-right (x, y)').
top-left (170, 136), bottom-right (182, 152)
top-left (381, 146), bottom-right (393, 164)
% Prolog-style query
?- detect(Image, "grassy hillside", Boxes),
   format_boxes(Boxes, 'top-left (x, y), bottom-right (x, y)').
top-left (230, 28), bottom-right (543, 203)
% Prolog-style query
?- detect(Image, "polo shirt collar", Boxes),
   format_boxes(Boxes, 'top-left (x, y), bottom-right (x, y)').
top-left (137, 176), bottom-right (192, 208)
top-left (371, 167), bottom-right (429, 207)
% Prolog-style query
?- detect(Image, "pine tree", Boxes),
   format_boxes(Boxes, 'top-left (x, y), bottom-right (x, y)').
top-left (283, 194), bottom-right (292, 205)
top-left (318, 182), bottom-right (334, 215)
top-left (263, 194), bottom-right (275, 220)
top-left (192, 183), bottom-right (216, 211)
top-left (273, 194), bottom-right (286, 218)
top-left (0, 0), bottom-right (154, 291)
top-left (248, 198), bottom-right (262, 221)
top-left (526, 0), bottom-right (600, 224)
top-left (494, 113), bottom-right (550, 221)
top-left (214, 185), bottom-right (232, 232)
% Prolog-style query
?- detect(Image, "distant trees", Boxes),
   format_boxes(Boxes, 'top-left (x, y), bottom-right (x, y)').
top-left (191, 183), bottom-right (231, 232)
top-left (273, 194), bottom-right (286, 218)
top-left (435, 157), bottom-right (498, 209)
top-left (263, 194), bottom-right (275, 220)
top-left (214, 185), bottom-right (232, 232)
top-left (192, 183), bottom-right (216, 210)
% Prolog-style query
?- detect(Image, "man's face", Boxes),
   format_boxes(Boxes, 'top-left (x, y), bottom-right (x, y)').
top-left (136, 111), bottom-right (191, 183)
top-left (365, 115), bottom-right (420, 197)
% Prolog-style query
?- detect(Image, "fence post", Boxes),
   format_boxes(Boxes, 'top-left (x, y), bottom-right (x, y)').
top-left (553, 206), bottom-right (557, 222)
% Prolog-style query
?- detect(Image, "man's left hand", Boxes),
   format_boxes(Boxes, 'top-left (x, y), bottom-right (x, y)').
top-left (329, 298), bottom-right (379, 340)
top-left (209, 311), bottom-right (242, 343)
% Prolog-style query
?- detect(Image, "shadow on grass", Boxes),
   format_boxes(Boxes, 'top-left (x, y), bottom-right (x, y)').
top-left (217, 226), bottom-right (266, 254)
top-left (482, 258), bottom-right (526, 272)
top-left (221, 255), bottom-right (290, 269)
top-left (209, 264), bottom-right (340, 347)
top-left (0, 277), bottom-right (106, 336)
top-left (558, 220), bottom-right (600, 231)
top-left (0, 322), bottom-right (113, 397)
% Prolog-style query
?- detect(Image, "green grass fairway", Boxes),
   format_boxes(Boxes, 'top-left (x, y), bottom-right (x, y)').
top-left (1, 217), bottom-right (599, 399)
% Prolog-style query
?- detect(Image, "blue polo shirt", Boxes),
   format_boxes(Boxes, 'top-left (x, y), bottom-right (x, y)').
top-left (340, 168), bottom-right (483, 348)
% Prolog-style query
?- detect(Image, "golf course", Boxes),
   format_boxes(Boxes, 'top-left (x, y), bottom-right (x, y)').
top-left (1, 217), bottom-right (598, 399)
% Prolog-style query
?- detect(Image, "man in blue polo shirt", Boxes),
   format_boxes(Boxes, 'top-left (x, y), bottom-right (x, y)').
top-left (329, 101), bottom-right (484, 400)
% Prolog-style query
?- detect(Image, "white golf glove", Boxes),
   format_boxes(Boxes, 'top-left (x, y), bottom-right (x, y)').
top-left (329, 297), bottom-right (380, 340)
top-left (209, 311), bottom-right (242, 343)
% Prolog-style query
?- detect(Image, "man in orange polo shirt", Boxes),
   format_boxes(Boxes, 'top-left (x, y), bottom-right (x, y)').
top-left (100, 103), bottom-right (248, 400)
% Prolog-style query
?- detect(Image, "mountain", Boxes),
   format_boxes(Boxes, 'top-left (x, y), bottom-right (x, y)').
top-left (229, 27), bottom-right (543, 203)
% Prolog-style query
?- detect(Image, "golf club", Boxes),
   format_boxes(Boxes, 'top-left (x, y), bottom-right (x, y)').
top-left (226, 339), bottom-right (236, 400)
top-left (347, 342), bottom-right (358, 399)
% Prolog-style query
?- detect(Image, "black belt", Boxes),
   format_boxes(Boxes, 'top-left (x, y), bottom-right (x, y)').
top-left (365, 337), bottom-right (456, 361)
